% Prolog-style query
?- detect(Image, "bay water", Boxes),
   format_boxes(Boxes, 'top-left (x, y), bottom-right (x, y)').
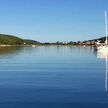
top-left (0, 46), bottom-right (107, 108)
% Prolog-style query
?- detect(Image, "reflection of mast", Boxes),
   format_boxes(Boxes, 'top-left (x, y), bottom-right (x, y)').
top-left (97, 51), bottom-right (108, 92)
top-left (105, 56), bottom-right (108, 92)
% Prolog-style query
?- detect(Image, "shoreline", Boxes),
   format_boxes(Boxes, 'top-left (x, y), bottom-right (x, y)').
top-left (0, 44), bottom-right (96, 47)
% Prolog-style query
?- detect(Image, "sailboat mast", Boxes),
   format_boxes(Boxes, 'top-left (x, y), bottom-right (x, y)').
top-left (105, 11), bottom-right (108, 45)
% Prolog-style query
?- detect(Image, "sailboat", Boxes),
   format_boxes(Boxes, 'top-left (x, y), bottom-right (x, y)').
top-left (97, 11), bottom-right (108, 52)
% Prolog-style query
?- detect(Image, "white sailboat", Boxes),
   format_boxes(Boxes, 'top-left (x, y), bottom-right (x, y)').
top-left (97, 11), bottom-right (108, 52)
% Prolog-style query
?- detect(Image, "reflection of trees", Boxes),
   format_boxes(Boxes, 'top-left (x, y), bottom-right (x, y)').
top-left (0, 46), bottom-right (39, 58)
top-left (0, 46), bottom-right (24, 57)
top-left (0, 46), bottom-right (96, 58)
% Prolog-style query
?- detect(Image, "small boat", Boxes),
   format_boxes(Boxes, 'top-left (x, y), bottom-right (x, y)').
top-left (32, 45), bottom-right (36, 47)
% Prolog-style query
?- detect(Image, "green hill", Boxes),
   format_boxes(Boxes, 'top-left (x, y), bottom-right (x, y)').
top-left (0, 34), bottom-right (40, 45)
top-left (23, 39), bottom-right (40, 45)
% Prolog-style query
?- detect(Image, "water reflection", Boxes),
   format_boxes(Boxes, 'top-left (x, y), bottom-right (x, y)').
top-left (97, 50), bottom-right (108, 92)
top-left (0, 46), bottom-right (38, 58)
top-left (0, 47), bottom-right (23, 57)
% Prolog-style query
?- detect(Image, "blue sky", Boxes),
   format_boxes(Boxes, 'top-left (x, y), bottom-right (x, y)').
top-left (0, 0), bottom-right (108, 42)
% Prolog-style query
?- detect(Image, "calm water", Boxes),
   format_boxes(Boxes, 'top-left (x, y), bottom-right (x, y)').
top-left (0, 46), bottom-right (107, 108)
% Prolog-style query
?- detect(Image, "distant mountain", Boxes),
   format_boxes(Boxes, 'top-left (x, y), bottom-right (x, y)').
top-left (0, 34), bottom-right (40, 45)
top-left (83, 36), bottom-right (107, 43)
top-left (93, 37), bottom-right (107, 43)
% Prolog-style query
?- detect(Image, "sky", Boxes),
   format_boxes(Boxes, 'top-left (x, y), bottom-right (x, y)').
top-left (0, 0), bottom-right (108, 42)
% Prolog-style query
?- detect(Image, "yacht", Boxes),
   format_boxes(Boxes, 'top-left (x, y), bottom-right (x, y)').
top-left (97, 11), bottom-right (108, 52)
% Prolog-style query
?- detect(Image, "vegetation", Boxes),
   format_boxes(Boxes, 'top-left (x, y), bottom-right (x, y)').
top-left (0, 34), bottom-right (40, 45)
top-left (42, 36), bottom-right (108, 46)
top-left (23, 39), bottom-right (40, 45)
